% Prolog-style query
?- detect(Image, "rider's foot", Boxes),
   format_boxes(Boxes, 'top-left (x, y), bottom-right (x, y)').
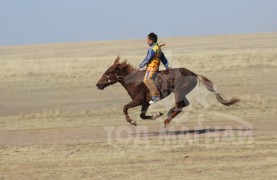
top-left (149, 96), bottom-right (160, 104)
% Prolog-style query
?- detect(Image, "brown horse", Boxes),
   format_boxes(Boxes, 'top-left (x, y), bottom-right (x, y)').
top-left (96, 56), bottom-right (239, 127)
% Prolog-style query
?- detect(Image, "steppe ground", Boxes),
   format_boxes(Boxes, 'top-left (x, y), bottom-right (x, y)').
top-left (0, 33), bottom-right (277, 179)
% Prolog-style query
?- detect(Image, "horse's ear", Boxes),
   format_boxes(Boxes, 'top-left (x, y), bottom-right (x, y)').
top-left (114, 55), bottom-right (120, 64)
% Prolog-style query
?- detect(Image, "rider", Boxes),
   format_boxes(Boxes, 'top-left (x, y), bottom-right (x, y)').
top-left (137, 32), bottom-right (169, 104)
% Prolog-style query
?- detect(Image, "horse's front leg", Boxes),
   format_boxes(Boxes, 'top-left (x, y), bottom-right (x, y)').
top-left (123, 99), bottom-right (141, 126)
top-left (140, 102), bottom-right (163, 120)
top-left (140, 102), bottom-right (151, 119)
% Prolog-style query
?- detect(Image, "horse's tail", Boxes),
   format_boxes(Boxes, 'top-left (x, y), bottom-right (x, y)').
top-left (197, 75), bottom-right (239, 106)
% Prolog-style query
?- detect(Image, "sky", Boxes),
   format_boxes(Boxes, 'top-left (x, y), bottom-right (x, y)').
top-left (0, 0), bottom-right (276, 46)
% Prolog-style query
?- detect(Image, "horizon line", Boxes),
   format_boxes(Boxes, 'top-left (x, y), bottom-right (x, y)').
top-left (1, 31), bottom-right (276, 48)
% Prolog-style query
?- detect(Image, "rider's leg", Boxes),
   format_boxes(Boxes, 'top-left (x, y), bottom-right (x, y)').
top-left (143, 67), bottom-right (160, 99)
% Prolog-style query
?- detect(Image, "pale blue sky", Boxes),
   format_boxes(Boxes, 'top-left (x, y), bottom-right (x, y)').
top-left (0, 0), bottom-right (276, 45)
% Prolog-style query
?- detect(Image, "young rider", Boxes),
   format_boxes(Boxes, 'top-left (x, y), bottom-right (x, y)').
top-left (137, 32), bottom-right (169, 104)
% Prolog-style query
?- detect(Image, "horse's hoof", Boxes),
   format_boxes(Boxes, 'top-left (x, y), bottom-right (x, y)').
top-left (162, 122), bottom-right (169, 128)
top-left (151, 112), bottom-right (163, 120)
top-left (130, 120), bottom-right (137, 126)
top-left (163, 119), bottom-right (170, 128)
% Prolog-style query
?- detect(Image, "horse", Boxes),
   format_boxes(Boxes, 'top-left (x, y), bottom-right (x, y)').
top-left (96, 56), bottom-right (239, 127)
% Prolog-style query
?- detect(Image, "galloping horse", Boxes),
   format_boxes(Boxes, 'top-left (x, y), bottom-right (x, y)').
top-left (96, 56), bottom-right (239, 127)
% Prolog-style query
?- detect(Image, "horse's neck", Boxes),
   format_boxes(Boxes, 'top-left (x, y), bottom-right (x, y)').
top-left (119, 80), bottom-right (137, 99)
top-left (119, 71), bottom-right (138, 99)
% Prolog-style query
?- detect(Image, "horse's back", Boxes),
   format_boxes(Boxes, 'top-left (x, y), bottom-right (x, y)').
top-left (124, 68), bottom-right (197, 86)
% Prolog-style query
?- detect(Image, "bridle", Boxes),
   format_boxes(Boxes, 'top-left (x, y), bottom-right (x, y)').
top-left (103, 66), bottom-right (125, 85)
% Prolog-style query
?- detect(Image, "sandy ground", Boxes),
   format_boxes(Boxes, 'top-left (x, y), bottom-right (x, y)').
top-left (0, 33), bottom-right (277, 179)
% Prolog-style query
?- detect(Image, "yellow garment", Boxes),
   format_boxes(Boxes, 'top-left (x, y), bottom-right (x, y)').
top-left (147, 43), bottom-right (162, 68)
top-left (142, 43), bottom-right (166, 98)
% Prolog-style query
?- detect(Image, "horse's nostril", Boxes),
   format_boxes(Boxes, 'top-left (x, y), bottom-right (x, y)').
top-left (96, 84), bottom-right (99, 87)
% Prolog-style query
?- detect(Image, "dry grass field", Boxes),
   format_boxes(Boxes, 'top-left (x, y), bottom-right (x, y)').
top-left (0, 33), bottom-right (277, 179)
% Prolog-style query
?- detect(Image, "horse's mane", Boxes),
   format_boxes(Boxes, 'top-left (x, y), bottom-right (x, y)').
top-left (116, 56), bottom-right (135, 73)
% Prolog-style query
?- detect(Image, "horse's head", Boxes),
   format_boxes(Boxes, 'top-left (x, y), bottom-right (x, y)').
top-left (96, 56), bottom-right (133, 90)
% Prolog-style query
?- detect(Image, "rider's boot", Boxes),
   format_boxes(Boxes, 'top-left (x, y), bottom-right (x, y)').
top-left (149, 96), bottom-right (161, 104)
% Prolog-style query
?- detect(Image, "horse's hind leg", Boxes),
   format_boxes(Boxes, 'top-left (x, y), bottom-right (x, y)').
top-left (140, 102), bottom-right (163, 120)
top-left (164, 101), bottom-right (183, 127)
top-left (167, 98), bottom-right (189, 118)
top-left (163, 74), bottom-right (197, 127)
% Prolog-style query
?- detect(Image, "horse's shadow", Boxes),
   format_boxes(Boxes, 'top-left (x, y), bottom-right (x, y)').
top-left (131, 128), bottom-right (253, 137)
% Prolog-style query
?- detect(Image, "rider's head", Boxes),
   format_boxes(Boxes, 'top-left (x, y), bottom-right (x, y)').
top-left (147, 32), bottom-right (158, 46)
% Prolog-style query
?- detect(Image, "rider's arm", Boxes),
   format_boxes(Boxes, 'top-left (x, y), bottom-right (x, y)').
top-left (139, 48), bottom-right (156, 68)
top-left (160, 52), bottom-right (169, 69)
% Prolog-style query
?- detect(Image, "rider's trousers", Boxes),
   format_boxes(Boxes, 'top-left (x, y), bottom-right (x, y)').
top-left (143, 66), bottom-right (160, 97)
